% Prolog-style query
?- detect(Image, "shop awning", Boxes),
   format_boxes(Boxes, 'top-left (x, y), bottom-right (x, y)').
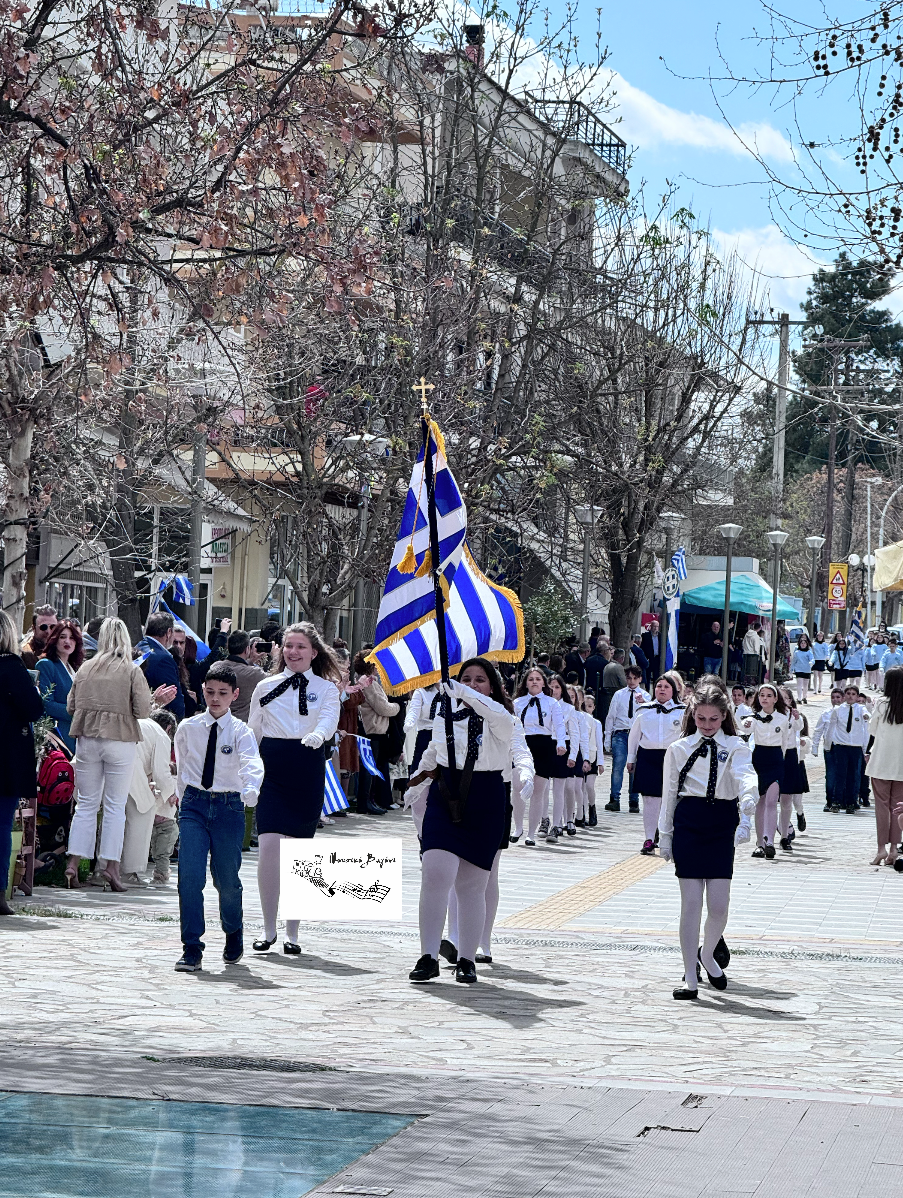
top-left (680, 572), bottom-right (799, 620)
top-left (874, 541), bottom-right (903, 592)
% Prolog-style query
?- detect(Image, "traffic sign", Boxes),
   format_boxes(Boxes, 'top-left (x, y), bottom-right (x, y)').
top-left (828, 561), bottom-right (848, 611)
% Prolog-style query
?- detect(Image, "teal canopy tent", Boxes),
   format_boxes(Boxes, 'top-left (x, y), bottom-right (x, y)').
top-left (680, 572), bottom-right (799, 621)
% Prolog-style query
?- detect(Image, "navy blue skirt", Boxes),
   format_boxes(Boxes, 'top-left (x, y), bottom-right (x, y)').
top-left (633, 747), bottom-right (666, 797)
top-left (783, 748), bottom-right (809, 795)
top-left (421, 768), bottom-right (506, 871)
top-left (752, 744), bottom-right (784, 795)
top-left (673, 795), bottom-right (740, 879)
top-left (552, 740), bottom-right (575, 779)
top-left (256, 737), bottom-right (325, 838)
top-left (526, 733), bottom-right (556, 779)
top-left (566, 750), bottom-right (584, 779)
top-left (411, 728), bottom-right (432, 773)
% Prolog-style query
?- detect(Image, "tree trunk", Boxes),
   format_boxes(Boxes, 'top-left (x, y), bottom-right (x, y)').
top-left (108, 398), bottom-right (143, 642)
top-left (1, 410), bottom-right (35, 633)
top-left (607, 541), bottom-right (644, 651)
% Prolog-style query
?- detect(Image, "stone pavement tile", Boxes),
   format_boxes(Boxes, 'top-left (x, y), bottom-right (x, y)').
top-left (856, 1164), bottom-right (903, 1197)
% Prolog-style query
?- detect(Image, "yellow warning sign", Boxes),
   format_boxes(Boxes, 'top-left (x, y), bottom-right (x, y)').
top-left (828, 562), bottom-right (848, 611)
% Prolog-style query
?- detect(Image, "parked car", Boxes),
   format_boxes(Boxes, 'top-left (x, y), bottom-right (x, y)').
top-left (786, 625), bottom-right (807, 644)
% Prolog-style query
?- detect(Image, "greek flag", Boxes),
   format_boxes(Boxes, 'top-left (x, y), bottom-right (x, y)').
top-left (368, 418), bottom-right (524, 694)
top-left (357, 736), bottom-right (385, 780)
top-left (671, 546), bottom-right (688, 581)
top-left (157, 598), bottom-right (210, 661)
top-left (323, 761), bottom-right (350, 815)
top-left (156, 574), bottom-right (195, 606)
top-left (849, 606), bottom-right (865, 649)
top-left (665, 596), bottom-right (679, 671)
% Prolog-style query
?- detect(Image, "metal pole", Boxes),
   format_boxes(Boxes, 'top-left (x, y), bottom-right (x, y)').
top-left (769, 545), bottom-right (781, 681)
top-left (822, 393), bottom-right (837, 634)
top-left (186, 422), bottom-right (206, 633)
top-left (721, 539), bottom-right (733, 683)
top-left (877, 483), bottom-right (903, 622)
top-left (580, 527), bottom-right (591, 643)
top-left (810, 547), bottom-right (819, 638)
top-left (350, 487), bottom-right (369, 659)
top-left (867, 482), bottom-right (874, 630)
top-left (659, 530), bottom-right (672, 677)
top-left (771, 313), bottom-right (789, 533)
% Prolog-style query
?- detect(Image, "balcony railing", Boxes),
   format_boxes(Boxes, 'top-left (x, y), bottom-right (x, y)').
top-left (403, 200), bottom-right (554, 286)
top-left (527, 97), bottom-right (628, 175)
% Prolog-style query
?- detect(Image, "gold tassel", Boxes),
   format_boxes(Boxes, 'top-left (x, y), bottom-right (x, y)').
top-left (415, 549), bottom-right (432, 577)
top-left (397, 543), bottom-right (418, 574)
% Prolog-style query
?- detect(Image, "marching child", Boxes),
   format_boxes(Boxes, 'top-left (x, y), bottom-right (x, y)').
top-left (604, 666), bottom-right (651, 813)
top-left (174, 661), bottom-right (264, 973)
top-left (513, 669), bottom-right (566, 845)
top-left (740, 683), bottom-right (798, 859)
top-left (812, 687), bottom-right (845, 811)
top-left (627, 672), bottom-right (685, 856)
top-left (811, 631), bottom-right (830, 694)
top-left (791, 635), bottom-right (815, 705)
top-left (581, 692), bottom-right (605, 826)
top-left (825, 684), bottom-right (871, 814)
top-left (548, 675), bottom-right (586, 842)
top-left (777, 687), bottom-right (809, 850)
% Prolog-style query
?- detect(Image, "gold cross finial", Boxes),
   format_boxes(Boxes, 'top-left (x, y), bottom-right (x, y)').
top-left (412, 376), bottom-right (434, 414)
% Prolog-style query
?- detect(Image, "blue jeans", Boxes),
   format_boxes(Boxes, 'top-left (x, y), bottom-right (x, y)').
top-left (609, 731), bottom-right (636, 802)
top-left (0, 795), bottom-right (18, 892)
top-left (703, 657), bottom-right (721, 676)
top-left (177, 785), bottom-right (245, 952)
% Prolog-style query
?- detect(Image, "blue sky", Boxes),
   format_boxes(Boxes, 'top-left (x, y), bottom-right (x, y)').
top-left (577, 0), bottom-right (873, 322)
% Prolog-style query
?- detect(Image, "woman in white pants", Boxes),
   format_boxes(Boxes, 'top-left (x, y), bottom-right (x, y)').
top-left (65, 618), bottom-right (152, 891)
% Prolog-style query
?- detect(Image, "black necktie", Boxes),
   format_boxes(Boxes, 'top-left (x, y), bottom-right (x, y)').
top-left (677, 738), bottom-right (719, 801)
top-left (429, 691), bottom-right (442, 720)
top-left (451, 704), bottom-right (484, 765)
top-left (521, 695), bottom-right (544, 727)
top-left (201, 721), bottom-right (218, 790)
top-left (259, 672), bottom-right (309, 715)
top-left (847, 705), bottom-right (854, 733)
top-left (628, 692), bottom-right (635, 720)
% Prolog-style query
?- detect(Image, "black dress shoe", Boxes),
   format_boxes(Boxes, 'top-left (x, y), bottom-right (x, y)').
top-left (698, 947), bottom-right (727, 990)
top-left (751, 847), bottom-right (766, 858)
top-left (409, 954), bottom-right (440, 983)
top-left (223, 931), bottom-right (243, 964)
top-left (712, 937), bottom-right (731, 970)
top-left (455, 958), bottom-right (477, 983)
top-left (175, 950), bottom-right (202, 973)
top-left (604, 799), bottom-right (620, 812)
top-left (252, 936), bottom-right (277, 952)
top-left (764, 843), bottom-right (776, 859)
top-left (797, 812), bottom-right (807, 831)
top-left (588, 806), bottom-right (598, 826)
top-left (779, 836), bottom-right (793, 852)
top-left (283, 941), bottom-right (302, 955)
top-left (366, 802), bottom-right (387, 815)
top-left (895, 858), bottom-right (903, 874)
top-left (439, 938), bottom-right (458, 964)
top-left (475, 952), bottom-right (492, 964)
top-left (672, 987), bottom-right (699, 1000)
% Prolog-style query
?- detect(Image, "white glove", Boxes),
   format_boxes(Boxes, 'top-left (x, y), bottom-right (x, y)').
top-left (302, 732), bottom-right (325, 749)
top-left (739, 796), bottom-right (757, 817)
top-left (735, 815), bottom-right (752, 846)
top-left (658, 833), bottom-right (673, 862)
top-left (442, 679), bottom-right (462, 698)
top-left (516, 770), bottom-right (534, 805)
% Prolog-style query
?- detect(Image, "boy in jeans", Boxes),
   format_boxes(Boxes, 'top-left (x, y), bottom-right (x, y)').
top-left (173, 661), bottom-right (264, 972)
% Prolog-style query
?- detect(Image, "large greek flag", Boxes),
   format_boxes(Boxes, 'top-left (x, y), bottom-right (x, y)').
top-left (368, 419), bottom-right (524, 694)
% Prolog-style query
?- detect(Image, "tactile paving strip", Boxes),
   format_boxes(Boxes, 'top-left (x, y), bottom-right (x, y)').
top-left (499, 854), bottom-right (668, 929)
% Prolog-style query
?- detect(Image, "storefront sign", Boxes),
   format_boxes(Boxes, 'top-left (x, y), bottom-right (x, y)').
top-left (201, 524), bottom-right (234, 567)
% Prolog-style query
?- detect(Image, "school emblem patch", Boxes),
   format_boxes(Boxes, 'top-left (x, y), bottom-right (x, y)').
top-left (717, 750), bottom-right (728, 762)
top-left (220, 745), bottom-right (233, 755)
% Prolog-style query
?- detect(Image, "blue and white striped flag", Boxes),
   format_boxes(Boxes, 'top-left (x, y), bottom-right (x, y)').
top-left (368, 418), bottom-right (524, 694)
top-left (323, 761), bottom-right (350, 815)
top-left (157, 598), bottom-right (210, 660)
top-left (665, 595), bottom-right (679, 671)
top-left (356, 736), bottom-right (385, 780)
top-left (849, 606), bottom-right (865, 649)
top-left (171, 574), bottom-right (195, 606)
top-left (671, 546), bottom-right (688, 581)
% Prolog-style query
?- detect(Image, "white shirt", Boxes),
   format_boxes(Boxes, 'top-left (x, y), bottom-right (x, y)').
top-left (403, 686), bottom-right (440, 735)
top-left (627, 700), bottom-right (685, 762)
top-left (605, 686), bottom-right (651, 743)
top-left (417, 682), bottom-right (514, 773)
top-left (740, 709), bottom-right (795, 751)
top-left (248, 668), bottom-right (341, 744)
top-left (514, 693), bottom-right (566, 748)
top-left (174, 709), bottom-right (264, 806)
top-left (129, 718), bottom-right (176, 816)
top-left (660, 730), bottom-right (758, 841)
top-left (811, 707), bottom-right (838, 754)
top-left (733, 702), bottom-right (754, 722)
top-left (560, 702), bottom-right (588, 760)
top-left (579, 710), bottom-right (597, 764)
top-left (828, 702), bottom-right (870, 749)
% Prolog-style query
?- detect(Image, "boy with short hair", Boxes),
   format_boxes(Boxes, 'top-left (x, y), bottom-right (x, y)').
top-left (826, 685), bottom-right (871, 815)
top-left (604, 666), bottom-right (650, 813)
top-left (173, 661), bottom-right (264, 972)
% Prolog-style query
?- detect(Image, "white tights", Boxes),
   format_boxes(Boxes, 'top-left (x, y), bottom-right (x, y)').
top-left (678, 877), bottom-right (731, 991)
top-left (447, 849), bottom-right (501, 955)
top-left (565, 777), bottom-right (581, 823)
top-left (551, 777), bottom-right (566, 829)
top-left (642, 794), bottom-right (662, 841)
top-left (812, 671), bottom-right (823, 693)
top-left (257, 832), bottom-right (300, 943)
top-left (419, 849), bottom-right (490, 962)
top-left (755, 782), bottom-right (779, 847)
top-left (527, 777), bottom-right (550, 839)
top-left (778, 793), bottom-right (803, 837)
top-left (796, 677), bottom-right (808, 702)
top-left (581, 775), bottom-right (595, 819)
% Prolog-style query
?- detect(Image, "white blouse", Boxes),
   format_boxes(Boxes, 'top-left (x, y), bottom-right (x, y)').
top-left (419, 681), bottom-right (514, 773)
top-left (514, 693), bottom-right (566, 747)
top-left (560, 703), bottom-right (588, 760)
top-left (626, 701), bottom-right (685, 762)
top-left (579, 710), bottom-right (597, 764)
top-left (660, 731), bottom-right (758, 842)
top-left (740, 710), bottom-right (795, 752)
top-left (248, 668), bottom-right (341, 744)
top-left (403, 685), bottom-right (440, 735)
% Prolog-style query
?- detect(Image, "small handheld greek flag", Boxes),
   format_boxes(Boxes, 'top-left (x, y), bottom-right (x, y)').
top-left (323, 761), bottom-right (350, 815)
top-left (356, 736), bottom-right (385, 780)
top-left (671, 546), bottom-right (688, 581)
top-left (849, 606), bottom-right (865, 649)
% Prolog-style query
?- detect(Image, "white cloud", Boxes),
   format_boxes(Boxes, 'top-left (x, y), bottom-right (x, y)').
top-left (711, 224), bottom-right (823, 313)
top-left (609, 73), bottom-right (793, 163)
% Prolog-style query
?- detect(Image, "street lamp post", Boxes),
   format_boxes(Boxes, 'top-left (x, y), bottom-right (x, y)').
top-left (658, 512), bottom-right (682, 676)
top-left (718, 523), bottom-right (743, 683)
top-left (864, 477), bottom-right (882, 628)
top-left (805, 534), bottom-right (826, 637)
top-left (766, 529), bottom-right (790, 680)
top-left (574, 506), bottom-right (597, 643)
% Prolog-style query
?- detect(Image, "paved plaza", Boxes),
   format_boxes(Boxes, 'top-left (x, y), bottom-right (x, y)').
top-left (5, 690), bottom-right (903, 1195)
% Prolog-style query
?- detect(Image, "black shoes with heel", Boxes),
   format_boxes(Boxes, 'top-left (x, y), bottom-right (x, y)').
top-left (409, 955), bottom-right (440, 983)
top-left (455, 958), bottom-right (477, 983)
top-left (698, 947), bottom-right (727, 990)
top-left (252, 936), bottom-right (277, 952)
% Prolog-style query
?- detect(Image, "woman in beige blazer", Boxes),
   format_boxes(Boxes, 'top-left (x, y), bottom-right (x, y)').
top-left (65, 618), bottom-right (152, 890)
top-left (866, 666), bottom-right (903, 866)
top-left (354, 652), bottom-right (400, 812)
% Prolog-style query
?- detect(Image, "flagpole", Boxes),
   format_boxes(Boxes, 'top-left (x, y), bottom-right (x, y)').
top-left (414, 379), bottom-right (458, 783)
